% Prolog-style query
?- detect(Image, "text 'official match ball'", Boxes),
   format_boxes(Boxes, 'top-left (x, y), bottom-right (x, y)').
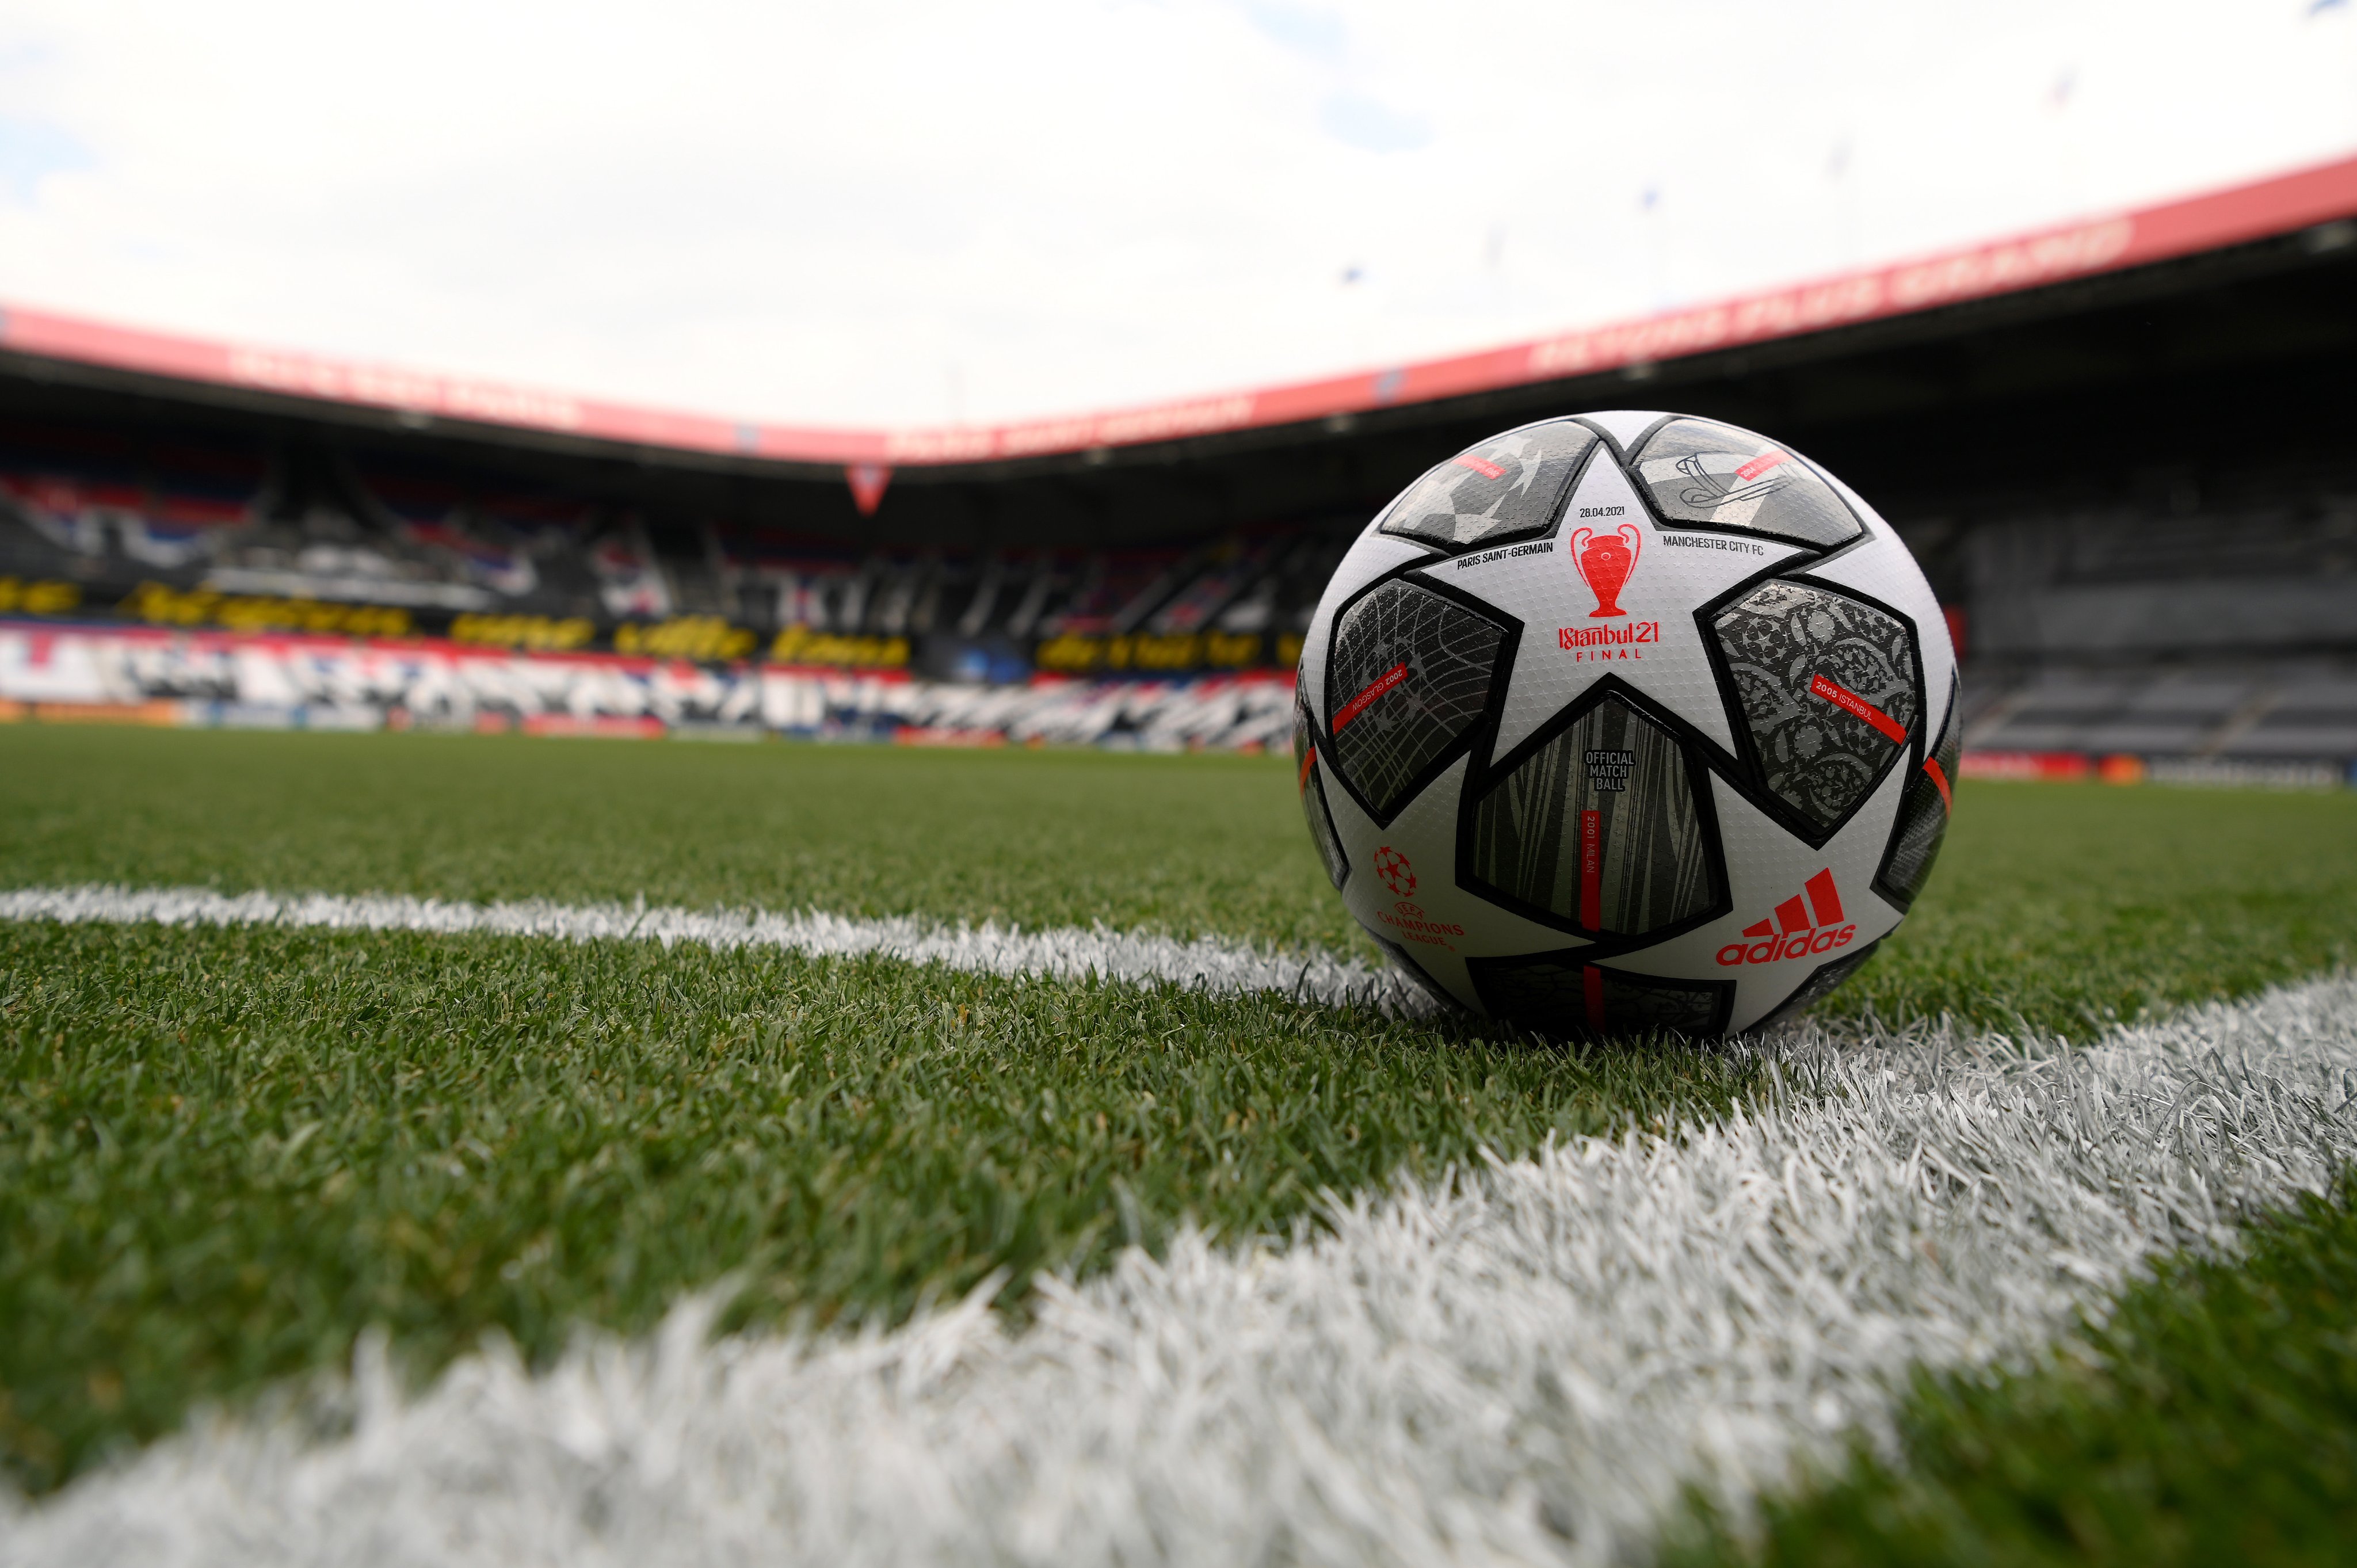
top-left (1292, 411), bottom-right (1959, 1041)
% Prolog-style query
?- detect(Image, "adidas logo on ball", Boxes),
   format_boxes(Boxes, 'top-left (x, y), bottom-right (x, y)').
top-left (1715, 869), bottom-right (1857, 966)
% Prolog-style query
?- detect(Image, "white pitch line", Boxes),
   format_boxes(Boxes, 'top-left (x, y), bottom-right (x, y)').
top-left (2, 932), bottom-right (2354, 1567)
top-left (0, 882), bottom-right (1426, 1014)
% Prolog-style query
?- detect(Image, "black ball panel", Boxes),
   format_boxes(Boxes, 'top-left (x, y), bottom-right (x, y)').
top-left (1628, 418), bottom-right (1862, 548)
top-left (1711, 579), bottom-right (1919, 834)
top-left (1753, 940), bottom-right (1883, 1033)
top-left (1467, 695), bottom-right (1714, 938)
top-left (1468, 952), bottom-right (1733, 1040)
top-left (1302, 768), bottom-right (1350, 891)
top-left (1876, 686), bottom-right (1960, 907)
top-left (1378, 419), bottom-right (1597, 553)
top-left (1324, 579), bottom-right (1507, 818)
top-left (1370, 935), bottom-right (1461, 1012)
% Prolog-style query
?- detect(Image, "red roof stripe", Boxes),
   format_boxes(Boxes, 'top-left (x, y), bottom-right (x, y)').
top-left (4, 152), bottom-right (2354, 468)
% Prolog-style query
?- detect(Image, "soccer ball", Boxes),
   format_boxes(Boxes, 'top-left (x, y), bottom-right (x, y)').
top-left (1292, 411), bottom-right (1958, 1040)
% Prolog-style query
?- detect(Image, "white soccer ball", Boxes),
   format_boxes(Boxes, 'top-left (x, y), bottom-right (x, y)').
top-left (1292, 411), bottom-right (1958, 1040)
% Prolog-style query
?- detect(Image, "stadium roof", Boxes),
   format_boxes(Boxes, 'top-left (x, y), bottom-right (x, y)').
top-left (3, 150), bottom-right (2356, 491)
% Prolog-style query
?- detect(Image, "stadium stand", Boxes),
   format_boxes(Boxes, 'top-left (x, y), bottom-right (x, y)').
top-left (3, 153), bottom-right (2356, 777)
top-left (1888, 437), bottom-right (2357, 781)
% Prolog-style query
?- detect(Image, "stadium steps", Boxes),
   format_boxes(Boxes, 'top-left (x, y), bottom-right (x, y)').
top-left (1961, 661), bottom-right (2357, 763)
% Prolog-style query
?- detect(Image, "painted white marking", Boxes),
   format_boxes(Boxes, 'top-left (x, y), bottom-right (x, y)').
top-left (3, 940), bottom-right (2353, 1566)
top-left (0, 883), bottom-right (1426, 1015)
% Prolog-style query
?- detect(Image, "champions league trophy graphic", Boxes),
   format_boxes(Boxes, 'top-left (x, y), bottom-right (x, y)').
top-left (1570, 523), bottom-right (1643, 619)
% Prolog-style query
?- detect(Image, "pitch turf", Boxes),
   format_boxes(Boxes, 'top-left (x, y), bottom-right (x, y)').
top-left (0, 920), bottom-right (1749, 1489)
top-left (5, 725), bottom-right (2353, 1033)
top-left (0, 726), bottom-right (1364, 953)
top-left (1668, 1169), bottom-right (2357, 1567)
top-left (2, 723), bottom-right (2355, 1547)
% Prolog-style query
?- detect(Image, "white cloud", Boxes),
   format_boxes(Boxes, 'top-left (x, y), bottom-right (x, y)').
top-left (0, 0), bottom-right (2351, 426)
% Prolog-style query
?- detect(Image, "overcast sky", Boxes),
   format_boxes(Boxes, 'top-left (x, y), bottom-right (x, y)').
top-left (0, 0), bottom-right (2352, 428)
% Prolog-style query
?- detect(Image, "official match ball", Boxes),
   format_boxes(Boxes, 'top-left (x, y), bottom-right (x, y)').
top-left (1292, 411), bottom-right (1958, 1040)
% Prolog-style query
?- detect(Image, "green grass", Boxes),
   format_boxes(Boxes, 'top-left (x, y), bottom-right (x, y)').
top-left (0, 726), bottom-right (1366, 953)
top-left (3, 724), bottom-right (2357, 1506)
top-left (1835, 783), bottom-right (2357, 1036)
top-left (1668, 1173), bottom-right (2357, 1567)
top-left (4, 726), bottom-right (2355, 1035)
top-left (0, 917), bottom-right (1746, 1492)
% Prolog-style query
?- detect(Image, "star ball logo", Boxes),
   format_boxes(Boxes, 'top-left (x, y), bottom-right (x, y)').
top-left (1374, 845), bottom-right (1416, 896)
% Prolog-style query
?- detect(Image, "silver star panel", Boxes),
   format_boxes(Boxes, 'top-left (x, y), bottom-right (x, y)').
top-left (1421, 452), bottom-right (1811, 765)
